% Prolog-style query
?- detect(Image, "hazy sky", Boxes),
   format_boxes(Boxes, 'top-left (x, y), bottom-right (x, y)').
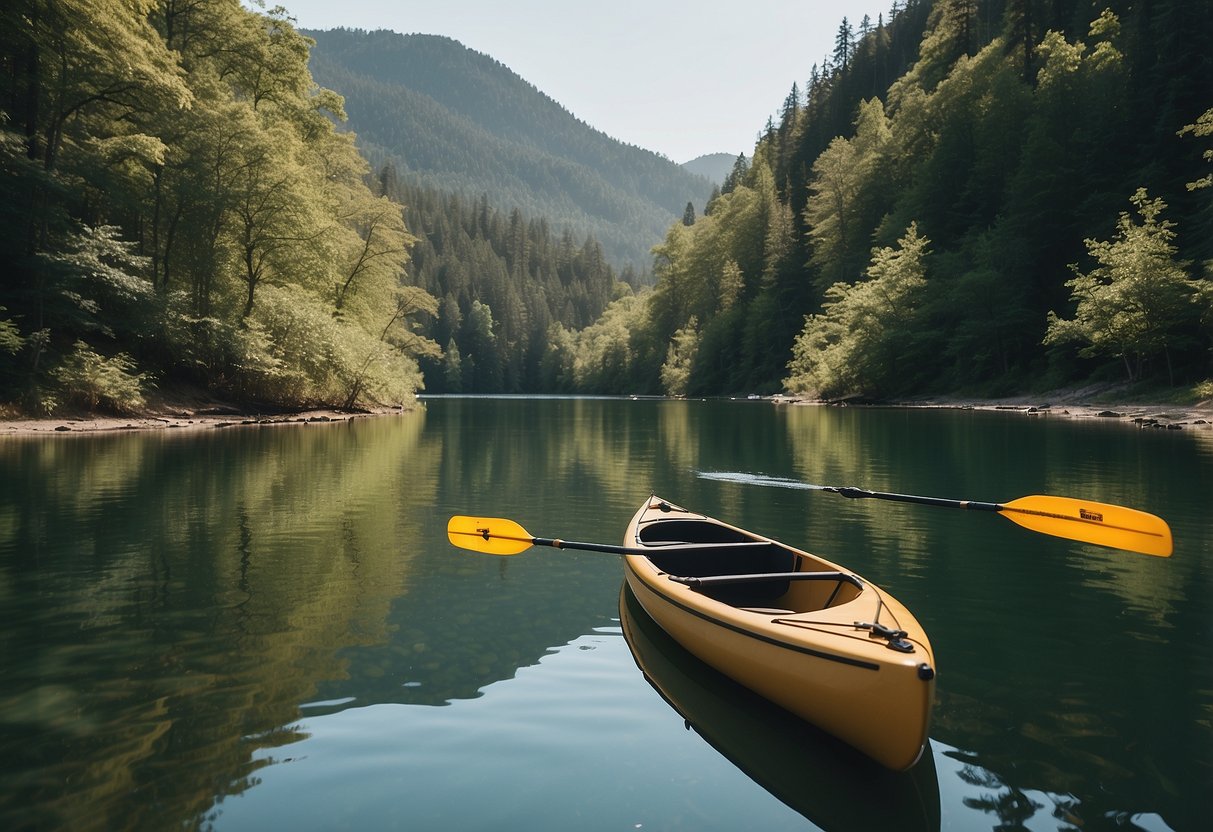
top-left (277, 0), bottom-right (886, 163)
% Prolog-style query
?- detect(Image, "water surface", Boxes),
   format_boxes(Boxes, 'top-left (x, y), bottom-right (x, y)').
top-left (1, 398), bottom-right (1208, 830)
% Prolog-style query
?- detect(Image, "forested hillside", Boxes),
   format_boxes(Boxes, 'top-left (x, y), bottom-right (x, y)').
top-left (0, 0), bottom-right (444, 414)
top-left (550, 0), bottom-right (1212, 399)
top-left (305, 28), bottom-right (714, 271)
top-left (381, 172), bottom-right (627, 393)
top-left (3, 0), bottom-right (1209, 411)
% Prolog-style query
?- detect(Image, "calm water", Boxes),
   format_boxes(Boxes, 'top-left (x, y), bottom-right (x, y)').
top-left (1, 398), bottom-right (1209, 831)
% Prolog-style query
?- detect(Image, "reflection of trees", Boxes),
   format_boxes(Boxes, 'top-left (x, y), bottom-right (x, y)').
top-left (1034, 425), bottom-right (1198, 624)
top-left (954, 761), bottom-right (1087, 831)
top-left (781, 404), bottom-right (934, 577)
top-left (0, 414), bottom-right (438, 830)
top-left (771, 405), bottom-right (1202, 832)
top-left (338, 398), bottom-right (652, 704)
top-left (3, 400), bottom-right (1201, 830)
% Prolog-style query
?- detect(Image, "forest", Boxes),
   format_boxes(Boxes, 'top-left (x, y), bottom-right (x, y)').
top-left (0, 0), bottom-right (440, 414)
top-left (545, 0), bottom-right (1212, 399)
top-left (383, 173), bottom-right (628, 393)
top-left (1, 0), bottom-right (1210, 414)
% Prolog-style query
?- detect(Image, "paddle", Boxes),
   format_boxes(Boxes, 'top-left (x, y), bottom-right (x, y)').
top-left (446, 514), bottom-right (771, 557)
top-left (696, 473), bottom-right (1172, 557)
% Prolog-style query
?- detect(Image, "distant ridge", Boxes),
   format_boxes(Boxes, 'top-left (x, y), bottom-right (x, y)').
top-left (681, 153), bottom-right (737, 185)
top-left (305, 28), bottom-right (713, 271)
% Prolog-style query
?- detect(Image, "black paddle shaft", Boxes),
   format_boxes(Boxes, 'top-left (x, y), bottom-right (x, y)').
top-left (831, 486), bottom-right (1001, 513)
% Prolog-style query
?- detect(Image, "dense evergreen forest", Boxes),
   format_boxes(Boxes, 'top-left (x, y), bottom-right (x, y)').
top-left (304, 28), bottom-right (714, 271)
top-left (382, 173), bottom-right (626, 393)
top-left (550, 0), bottom-right (1212, 398)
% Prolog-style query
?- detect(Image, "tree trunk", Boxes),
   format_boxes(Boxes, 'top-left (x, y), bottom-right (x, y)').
top-left (242, 247), bottom-right (258, 318)
top-left (151, 167), bottom-right (163, 287)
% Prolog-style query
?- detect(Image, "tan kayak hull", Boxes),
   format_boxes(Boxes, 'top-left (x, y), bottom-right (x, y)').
top-left (623, 496), bottom-right (935, 771)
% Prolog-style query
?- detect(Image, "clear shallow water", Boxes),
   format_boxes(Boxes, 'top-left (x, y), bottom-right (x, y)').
top-left (0, 398), bottom-right (1209, 831)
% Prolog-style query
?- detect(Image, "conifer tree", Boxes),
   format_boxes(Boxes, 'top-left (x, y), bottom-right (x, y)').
top-left (834, 18), bottom-right (855, 71)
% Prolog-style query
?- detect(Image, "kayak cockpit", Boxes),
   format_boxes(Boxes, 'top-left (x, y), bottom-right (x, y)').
top-left (635, 519), bottom-right (864, 612)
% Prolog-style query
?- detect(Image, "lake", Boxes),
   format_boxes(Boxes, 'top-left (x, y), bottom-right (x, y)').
top-left (1, 397), bottom-right (1209, 831)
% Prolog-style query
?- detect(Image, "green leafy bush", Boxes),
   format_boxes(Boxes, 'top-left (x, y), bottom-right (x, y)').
top-left (52, 341), bottom-right (148, 414)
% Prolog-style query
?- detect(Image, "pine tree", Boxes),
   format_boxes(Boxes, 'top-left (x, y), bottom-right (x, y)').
top-left (721, 154), bottom-right (749, 195)
top-left (834, 18), bottom-right (855, 71)
top-left (682, 201), bottom-right (696, 226)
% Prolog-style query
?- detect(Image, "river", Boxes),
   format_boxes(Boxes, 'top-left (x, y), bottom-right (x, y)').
top-left (1, 397), bottom-right (1209, 831)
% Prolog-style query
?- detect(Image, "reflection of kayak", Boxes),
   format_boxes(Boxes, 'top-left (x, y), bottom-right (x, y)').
top-left (620, 584), bottom-right (941, 831)
top-left (623, 496), bottom-right (935, 771)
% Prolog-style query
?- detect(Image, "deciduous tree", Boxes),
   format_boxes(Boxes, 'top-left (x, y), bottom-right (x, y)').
top-left (1045, 190), bottom-right (1201, 384)
top-left (785, 223), bottom-right (930, 398)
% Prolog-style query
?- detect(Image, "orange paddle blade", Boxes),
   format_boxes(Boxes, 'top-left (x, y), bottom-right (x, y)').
top-left (998, 495), bottom-right (1173, 557)
top-left (447, 516), bottom-right (535, 555)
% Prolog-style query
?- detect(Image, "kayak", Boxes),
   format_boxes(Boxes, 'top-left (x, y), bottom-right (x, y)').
top-left (622, 495), bottom-right (936, 771)
top-left (619, 584), bottom-right (942, 830)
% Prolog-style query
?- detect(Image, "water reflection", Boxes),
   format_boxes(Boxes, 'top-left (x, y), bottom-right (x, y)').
top-left (0, 416), bottom-right (439, 830)
top-left (619, 584), bottom-right (941, 831)
top-left (621, 577), bottom-right (1186, 832)
top-left (0, 399), bottom-right (1207, 831)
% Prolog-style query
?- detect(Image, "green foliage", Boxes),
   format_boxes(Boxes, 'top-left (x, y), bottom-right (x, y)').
top-left (6, 2), bottom-right (1209, 406)
top-left (556, 2), bottom-right (1212, 399)
top-left (804, 98), bottom-right (892, 291)
top-left (0, 308), bottom-right (23, 356)
top-left (387, 179), bottom-right (622, 393)
top-left (36, 224), bottom-right (156, 340)
top-left (1179, 107), bottom-right (1213, 191)
top-left (0, 0), bottom-right (438, 412)
top-left (544, 293), bottom-right (646, 394)
top-left (1045, 190), bottom-right (1202, 383)
top-left (459, 300), bottom-right (502, 393)
top-left (660, 317), bottom-right (699, 396)
top-left (52, 340), bottom-right (148, 414)
top-left (442, 337), bottom-right (463, 393)
top-left (785, 223), bottom-right (931, 399)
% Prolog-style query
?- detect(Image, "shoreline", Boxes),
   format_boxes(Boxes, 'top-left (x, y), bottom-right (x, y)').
top-left (2, 390), bottom-right (1210, 437)
top-left (0, 404), bottom-right (413, 437)
top-left (773, 390), bottom-right (1213, 431)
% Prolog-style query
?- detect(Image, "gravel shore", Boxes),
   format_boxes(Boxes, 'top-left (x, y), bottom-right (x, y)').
top-left (0, 404), bottom-right (411, 436)
top-left (2, 388), bottom-right (1209, 436)
top-left (774, 389), bottom-right (1212, 432)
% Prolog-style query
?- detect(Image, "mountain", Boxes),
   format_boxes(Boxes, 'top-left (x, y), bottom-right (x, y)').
top-left (304, 28), bottom-right (714, 272)
top-left (681, 153), bottom-right (738, 185)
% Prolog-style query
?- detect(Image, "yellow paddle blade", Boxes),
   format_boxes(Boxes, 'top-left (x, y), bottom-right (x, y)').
top-left (998, 495), bottom-right (1173, 557)
top-left (447, 515), bottom-right (535, 556)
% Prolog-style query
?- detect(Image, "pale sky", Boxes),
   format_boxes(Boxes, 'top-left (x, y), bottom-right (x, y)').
top-left (277, 1), bottom-right (887, 163)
